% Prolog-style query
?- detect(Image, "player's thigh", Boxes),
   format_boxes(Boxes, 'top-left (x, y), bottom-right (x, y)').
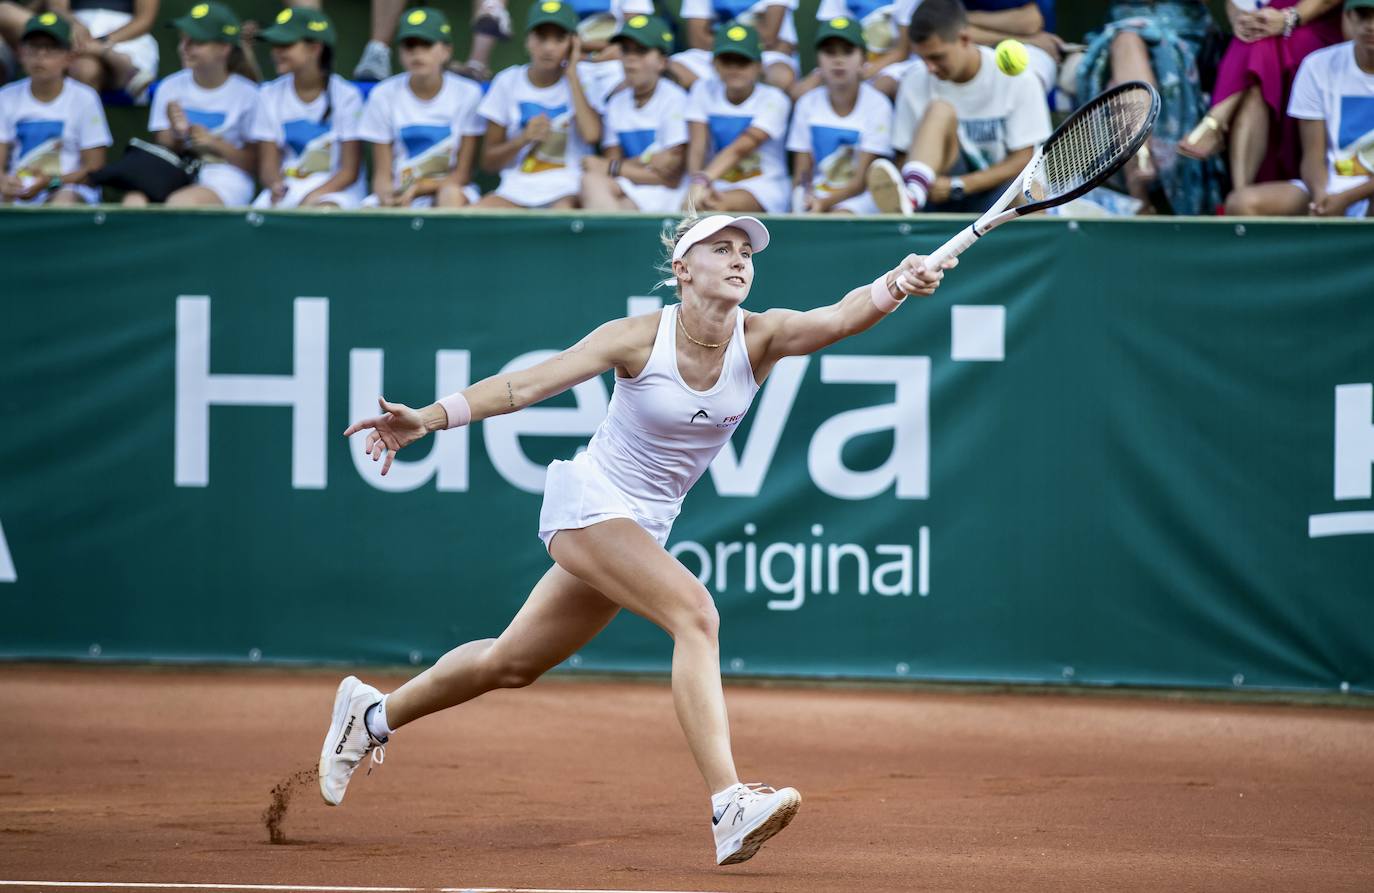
top-left (1225, 181), bottom-right (1307, 216)
top-left (485, 563), bottom-right (620, 679)
top-left (549, 518), bottom-right (716, 636)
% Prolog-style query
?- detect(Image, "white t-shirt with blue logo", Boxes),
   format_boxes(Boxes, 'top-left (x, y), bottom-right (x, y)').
top-left (0, 77), bottom-right (110, 203)
top-left (149, 69), bottom-right (259, 203)
top-left (251, 73), bottom-right (363, 179)
top-left (479, 63), bottom-right (604, 207)
top-left (357, 71), bottom-right (485, 194)
top-left (787, 83), bottom-right (892, 197)
top-left (604, 79), bottom-right (689, 161)
top-left (603, 79), bottom-right (690, 211)
top-left (685, 76), bottom-right (791, 211)
top-left (1289, 41), bottom-right (1374, 201)
top-left (891, 45), bottom-right (1049, 168)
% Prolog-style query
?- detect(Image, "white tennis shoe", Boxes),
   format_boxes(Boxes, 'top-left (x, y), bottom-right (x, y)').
top-left (318, 675), bottom-right (386, 806)
top-left (867, 158), bottom-right (914, 216)
top-left (712, 782), bottom-right (802, 865)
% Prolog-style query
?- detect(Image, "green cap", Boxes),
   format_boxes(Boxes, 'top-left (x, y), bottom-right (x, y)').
top-left (814, 15), bottom-right (865, 50)
top-left (527, 0), bottom-right (579, 33)
top-left (612, 13), bottom-right (673, 53)
top-left (169, 2), bottom-right (241, 43)
top-left (713, 21), bottom-right (761, 61)
top-left (395, 7), bottom-right (453, 44)
top-left (259, 6), bottom-right (336, 46)
top-left (22, 11), bottom-right (72, 48)
top-left (1347, 0), bottom-right (1374, 10)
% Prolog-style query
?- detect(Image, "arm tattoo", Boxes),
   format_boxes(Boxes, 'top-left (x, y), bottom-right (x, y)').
top-left (506, 380), bottom-right (515, 409)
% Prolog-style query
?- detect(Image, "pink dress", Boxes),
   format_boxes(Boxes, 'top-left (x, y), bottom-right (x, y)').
top-left (1212, 0), bottom-right (1344, 180)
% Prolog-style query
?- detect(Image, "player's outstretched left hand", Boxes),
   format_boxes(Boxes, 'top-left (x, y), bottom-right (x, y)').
top-left (891, 254), bottom-right (957, 297)
top-left (343, 397), bottom-right (428, 475)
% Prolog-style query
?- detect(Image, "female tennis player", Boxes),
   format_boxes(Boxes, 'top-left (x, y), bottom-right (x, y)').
top-left (328, 214), bottom-right (951, 866)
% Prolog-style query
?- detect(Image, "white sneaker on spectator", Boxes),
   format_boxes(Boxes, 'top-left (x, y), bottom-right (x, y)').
top-left (712, 782), bottom-right (801, 865)
top-left (318, 675), bottom-right (385, 806)
top-left (476, 0), bottom-right (512, 40)
top-left (352, 41), bottom-right (392, 82)
top-left (867, 158), bottom-right (913, 216)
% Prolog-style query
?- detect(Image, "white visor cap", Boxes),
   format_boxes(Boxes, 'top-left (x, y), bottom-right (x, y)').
top-left (671, 214), bottom-right (771, 263)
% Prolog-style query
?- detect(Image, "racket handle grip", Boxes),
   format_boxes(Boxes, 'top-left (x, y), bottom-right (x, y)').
top-left (924, 225), bottom-right (980, 273)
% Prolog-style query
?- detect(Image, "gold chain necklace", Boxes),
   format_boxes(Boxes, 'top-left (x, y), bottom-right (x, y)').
top-left (679, 310), bottom-right (732, 350)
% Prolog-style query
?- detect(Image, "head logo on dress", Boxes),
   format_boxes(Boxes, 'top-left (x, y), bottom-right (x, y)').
top-left (691, 410), bottom-right (710, 424)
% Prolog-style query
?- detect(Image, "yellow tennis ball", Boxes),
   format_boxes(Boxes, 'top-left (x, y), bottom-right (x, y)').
top-left (995, 39), bottom-right (1029, 77)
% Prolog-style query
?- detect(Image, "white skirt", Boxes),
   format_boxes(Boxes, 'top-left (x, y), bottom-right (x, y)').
top-left (252, 171), bottom-right (366, 209)
top-left (538, 452), bottom-right (673, 552)
top-left (618, 177), bottom-right (686, 213)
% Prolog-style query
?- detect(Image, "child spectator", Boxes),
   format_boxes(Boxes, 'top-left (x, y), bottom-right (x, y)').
top-left (684, 22), bottom-right (792, 213)
top-left (572, 0), bottom-right (657, 108)
top-left (475, 0), bottom-right (603, 209)
top-left (579, 14), bottom-right (688, 212)
top-left (672, 0), bottom-right (800, 90)
top-left (123, 2), bottom-right (257, 207)
top-left (251, 7), bottom-right (363, 209)
top-left (0, 12), bottom-right (110, 204)
top-left (59, 0), bottom-right (160, 101)
top-left (1226, 0), bottom-right (1374, 216)
top-left (1179, 0), bottom-right (1344, 199)
top-left (867, 0), bottom-right (1049, 214)
top-left (787, 15), bottom-right (894, 213)
top-left (357, 7), bottom-right (484, 208)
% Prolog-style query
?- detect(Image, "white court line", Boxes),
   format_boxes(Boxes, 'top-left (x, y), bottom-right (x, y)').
top-left (0, 879), bottom-right (725, 884)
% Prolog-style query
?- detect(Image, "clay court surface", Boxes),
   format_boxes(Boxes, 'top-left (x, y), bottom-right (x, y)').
top-left (3, 666), bottom-right (1373, 892)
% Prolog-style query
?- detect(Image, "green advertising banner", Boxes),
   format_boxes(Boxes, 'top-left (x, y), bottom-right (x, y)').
top-left (1, 209), bottom-right (1371, 692)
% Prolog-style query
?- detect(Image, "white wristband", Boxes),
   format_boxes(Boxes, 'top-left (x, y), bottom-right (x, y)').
top-left (437, 392), bottom-right (472, 429)
top-left (870, 273), bottom-right (905, 313)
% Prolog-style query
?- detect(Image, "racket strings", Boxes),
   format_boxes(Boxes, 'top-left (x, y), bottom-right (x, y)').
top-left (1027, 86), bottom-right (1156, 202)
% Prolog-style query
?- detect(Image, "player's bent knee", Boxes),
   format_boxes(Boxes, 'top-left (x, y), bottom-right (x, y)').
top-left (670, 585), bottom-right (720, 640)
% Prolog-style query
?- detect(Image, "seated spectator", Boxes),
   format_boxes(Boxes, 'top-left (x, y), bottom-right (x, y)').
top-left (671, 0), bottom-right (799, 91)
top-left (580, 14), bottom-right (688, 212)
top-left (47, 0), bottom-right (161, 101)
top-left (683, 22), bottom-right (792, 212)
top-left (573, 0), bottom-right (656, 106)
top-left (122, 1), bottom-right (257, 207)
top-left (795, 0), bottom-right (912, 100)
top-left (251, 7), bottom-right (364, 209)
top-left (0, 12), bottom-right (110, 204)
top-left (869, 0), bottom-right (1061, 97)
top-left (476, 0), bottom-right (603, 209)
top-left (357, 7), bottom-right (484, 208)
top-left (868, 0), bottom-right (925, 98)
top-left (1077, 0), bottom-right (1224, 215)
top-left (867, 0), bottom-right (1049, 214)
top-left (1179, 0), bottom-right (1344, 200)
top-left (1226, 0), bottom-right (1374, 216)
top-left (788, 15), bottom-right (894, 213)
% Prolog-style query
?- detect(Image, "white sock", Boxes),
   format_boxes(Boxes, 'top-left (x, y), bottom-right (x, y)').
top-left (901, 161), bottom-right (935, 210)
top-left (364, 695), bottom-right (392, 742)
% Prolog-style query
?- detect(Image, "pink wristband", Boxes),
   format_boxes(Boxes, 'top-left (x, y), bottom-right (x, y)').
top-left (870, 273), bottom-right (904, 313)
top-left (437, 392), bottom-right (472, 429)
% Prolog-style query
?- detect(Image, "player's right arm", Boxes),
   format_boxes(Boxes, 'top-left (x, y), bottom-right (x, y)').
top-left (343, 315), bottom-right (655, 474)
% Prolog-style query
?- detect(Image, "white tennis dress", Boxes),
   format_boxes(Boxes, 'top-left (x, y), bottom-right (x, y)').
top-left (539, 304), bottom-right (760, 550)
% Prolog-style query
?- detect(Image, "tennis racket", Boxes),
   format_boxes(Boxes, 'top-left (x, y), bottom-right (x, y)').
top-left (922, 81), bottom-right (1161, 272)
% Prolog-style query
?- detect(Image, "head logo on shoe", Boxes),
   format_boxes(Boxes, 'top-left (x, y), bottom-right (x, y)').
top-left (335, 714), bottom-right (354, 755)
